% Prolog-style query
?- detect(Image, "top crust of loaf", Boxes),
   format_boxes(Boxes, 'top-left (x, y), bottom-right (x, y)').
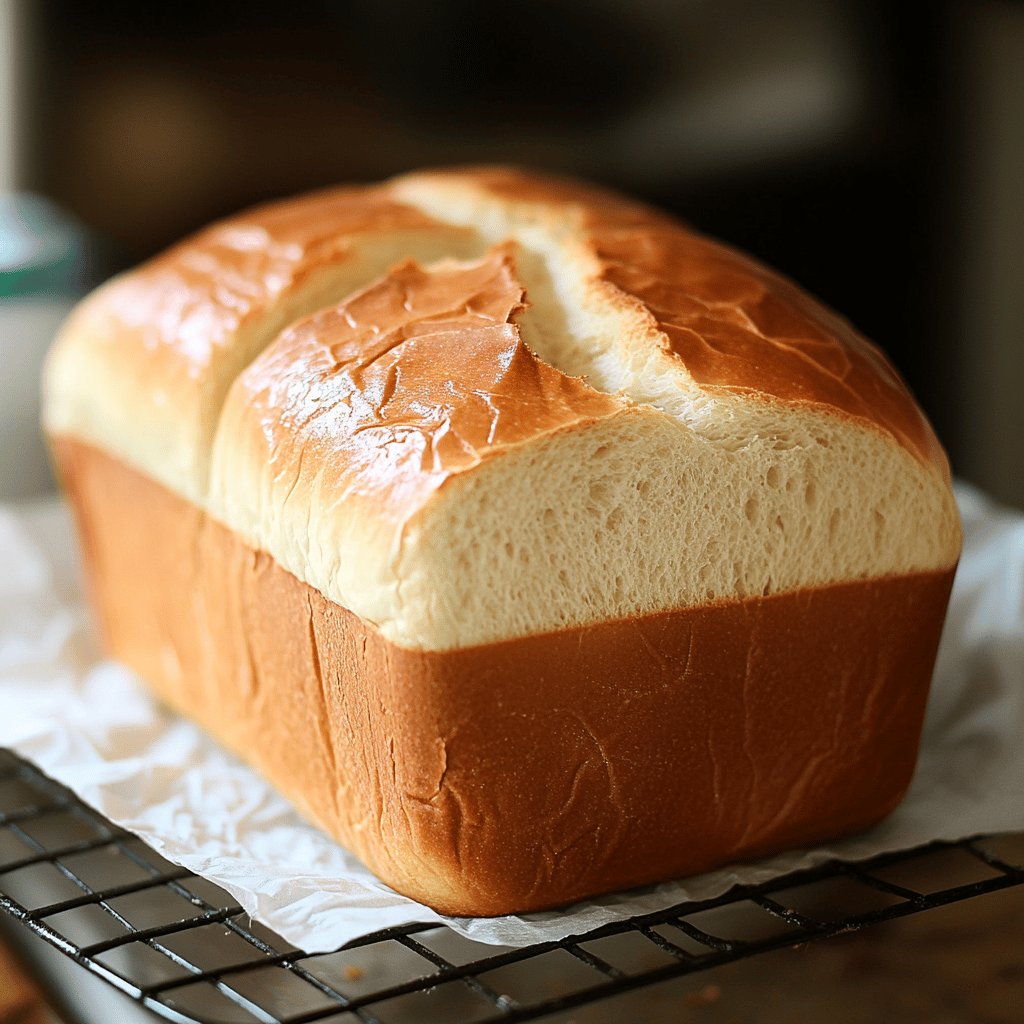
top-left (392, 167), bottom-right (947, 472)
top-left (43, 166), bottom-right (961, 650)
top-left (43, 185), bottom-right (479, 504)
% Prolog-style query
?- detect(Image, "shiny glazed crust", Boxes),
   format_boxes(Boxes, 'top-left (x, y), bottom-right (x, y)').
top-left (393, 167), bottom-right (947, 469)
top-left (57, 439), bottom-right (955, 917)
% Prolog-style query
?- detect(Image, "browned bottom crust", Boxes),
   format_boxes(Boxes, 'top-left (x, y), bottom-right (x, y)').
top-left (54, 438), bottom-right (956, 917)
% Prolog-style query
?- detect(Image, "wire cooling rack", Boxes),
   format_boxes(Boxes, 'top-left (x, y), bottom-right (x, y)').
top-left (2, 748), bottom-right (1022, 1024)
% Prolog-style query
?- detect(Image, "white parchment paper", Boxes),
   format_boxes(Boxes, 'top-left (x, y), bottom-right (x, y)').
top-left (1, 484), bottom-right (1022, 952)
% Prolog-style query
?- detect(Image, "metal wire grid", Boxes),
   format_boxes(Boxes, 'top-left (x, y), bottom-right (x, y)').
top-left (1, 748), bottom-right (1022, 1024)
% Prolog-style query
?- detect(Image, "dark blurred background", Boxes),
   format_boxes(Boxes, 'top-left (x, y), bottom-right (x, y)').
top-left (3, 0), bottom-right (1022, 505)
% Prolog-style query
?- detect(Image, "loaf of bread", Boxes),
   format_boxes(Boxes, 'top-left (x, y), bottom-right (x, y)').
top-left (43, 167), bottom-right (960, 917)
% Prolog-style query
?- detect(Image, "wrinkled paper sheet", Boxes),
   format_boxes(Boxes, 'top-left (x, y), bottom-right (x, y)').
top-left (1, 484), bottom-right (1022, 952)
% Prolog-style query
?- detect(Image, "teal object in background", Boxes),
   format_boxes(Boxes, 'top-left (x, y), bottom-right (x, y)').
top-left (1, 194), bottom-right (98, 499)
top-left (0, 193), bottom-right (92, 297)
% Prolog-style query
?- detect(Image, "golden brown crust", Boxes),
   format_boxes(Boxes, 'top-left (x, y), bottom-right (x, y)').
top-left (403, 166), bottom-right (948, 474)
top-left (95, 185), bottom-right (441, 373)
top-left (224, 245), bottom-right (623, 536)
top-left (42, 181), bottom-right (478, 506)
top-left (594, 226), bottom-right (948, 474)
top-left (57, 438), bottom-right (955, 917)
top-left (49, 167), bottom-right (950, 510)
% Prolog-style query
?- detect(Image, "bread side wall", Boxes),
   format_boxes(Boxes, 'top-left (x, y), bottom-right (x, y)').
top-left (55, 438), bottom-right (955, 916)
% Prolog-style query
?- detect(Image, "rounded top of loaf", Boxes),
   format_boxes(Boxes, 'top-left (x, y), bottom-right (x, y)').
top-left (44, 166), bottom-right (960, 649)
top-left (393, 166), bottom-right (947, 475)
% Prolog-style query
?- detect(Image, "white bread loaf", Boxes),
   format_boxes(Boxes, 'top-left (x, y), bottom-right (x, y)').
top-left (43, 168), bottom-right (961, 916)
